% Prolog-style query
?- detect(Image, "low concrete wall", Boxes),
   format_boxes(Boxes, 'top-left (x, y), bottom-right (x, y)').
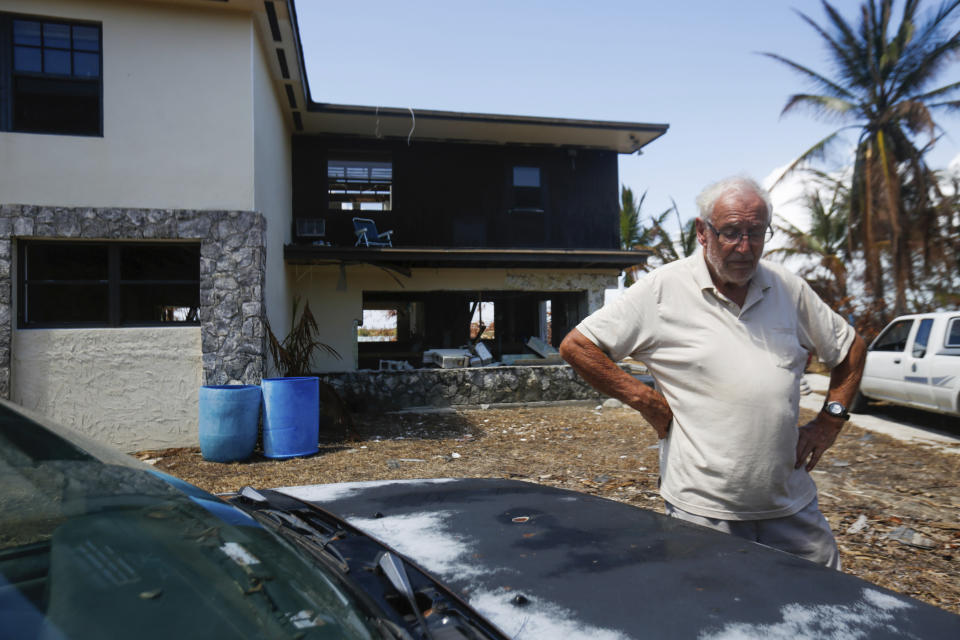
top-left (317, 364), bottom-right (645, 413)
top-left (12, 327), bottom-right (201, 452)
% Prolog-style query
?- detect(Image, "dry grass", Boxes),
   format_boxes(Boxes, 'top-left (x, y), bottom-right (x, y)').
top-left (140, 404), bottom-right (960, 615)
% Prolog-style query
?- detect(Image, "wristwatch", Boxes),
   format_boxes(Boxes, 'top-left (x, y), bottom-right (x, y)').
top-left (821, 400), bottom-right (850, 421)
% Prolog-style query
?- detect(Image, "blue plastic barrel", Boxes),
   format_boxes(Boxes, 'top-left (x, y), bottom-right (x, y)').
top-left (198, 385), bottom-right (261, 462)
top-left (261, 377), bottom-right (319, 459)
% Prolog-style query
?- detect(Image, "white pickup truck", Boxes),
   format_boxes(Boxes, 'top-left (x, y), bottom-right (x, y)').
top-left (854, 311), bottom-right (960, 417)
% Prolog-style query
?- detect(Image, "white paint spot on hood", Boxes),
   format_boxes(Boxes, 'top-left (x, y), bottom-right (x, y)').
top-left (338, 511), bottom-right (633, 640)
top-left (697, 588), bottom-right (915, 640)
top-left (470, 587), bottom-right (631, 640)
top-left (348, 511), bottom-right (494, 580)
top-left (278, 478), bottom-right (456, 503)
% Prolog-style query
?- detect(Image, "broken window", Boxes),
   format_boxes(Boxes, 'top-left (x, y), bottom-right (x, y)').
top-left (470, 301), bottom-right (494, 340)
top-left (358, 291), bottom-right (585, 370)
top-left (358, 308), bottom-right (398, 342)
top-left (327, 159), bottom-right (392, 212)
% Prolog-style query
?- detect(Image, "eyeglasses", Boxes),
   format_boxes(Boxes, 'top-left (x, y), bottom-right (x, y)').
top-left (704, 220), bottom-right (773, 246)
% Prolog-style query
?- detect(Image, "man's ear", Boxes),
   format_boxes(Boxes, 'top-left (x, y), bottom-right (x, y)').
top-left (694, 218), bottom-right (707, 247)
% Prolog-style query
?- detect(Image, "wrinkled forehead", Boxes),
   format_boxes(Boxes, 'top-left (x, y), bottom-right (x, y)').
top-left (711, 190), bottom-right (770, 226)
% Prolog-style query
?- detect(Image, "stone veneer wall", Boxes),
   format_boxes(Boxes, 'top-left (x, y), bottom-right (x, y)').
top-left (317, 364), bottom-right (646, 413)
top-left (0, 205), bottom-right (266, 396)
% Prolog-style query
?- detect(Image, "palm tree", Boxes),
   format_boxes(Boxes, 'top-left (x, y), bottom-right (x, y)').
top-left (619, 185), bottom-right (646, 251)
top-left (767, 173), bottom-right (854, 319)
top-left (648, 199), bottom-right (697, 265)
top-left (764, 0), bottom-right (960, 317)
top-left (619, 186), bottom-right (651, 286)
top-left (619, 186), bottom-right (697, 286)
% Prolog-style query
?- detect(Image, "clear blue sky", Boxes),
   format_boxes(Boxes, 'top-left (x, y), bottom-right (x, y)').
top-left (295, 0), bottom-right (960, 234)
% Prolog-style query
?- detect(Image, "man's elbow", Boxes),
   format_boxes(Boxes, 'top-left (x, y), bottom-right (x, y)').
top-left (850, 333), bottom-right (867, 371)
top-left (558, 329), bottom-right (585, 365)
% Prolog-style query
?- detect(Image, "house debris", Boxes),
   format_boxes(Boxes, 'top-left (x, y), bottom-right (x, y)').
top-left (416, 336), bottom-right (565, 370)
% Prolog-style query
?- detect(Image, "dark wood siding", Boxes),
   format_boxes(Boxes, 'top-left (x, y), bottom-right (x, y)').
top-left (292, 136), bottom-right (619, 250)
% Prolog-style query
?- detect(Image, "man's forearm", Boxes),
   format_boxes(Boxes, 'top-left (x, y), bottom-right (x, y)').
top-left (826, 333), bottom-right (867, 407)
top-left (796, 332), bottom-right (868, 471)
top-left (559, 329), bottom-right (672, 436)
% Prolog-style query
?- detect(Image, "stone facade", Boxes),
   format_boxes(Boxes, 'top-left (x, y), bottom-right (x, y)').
top-left (318, 363), bottom-right (646, 413)
top-left (0, 205), bottom-right (266, 396)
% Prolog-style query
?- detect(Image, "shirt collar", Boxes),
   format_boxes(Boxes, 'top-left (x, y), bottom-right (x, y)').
top-left (692, 250), bottom-right (773, 308)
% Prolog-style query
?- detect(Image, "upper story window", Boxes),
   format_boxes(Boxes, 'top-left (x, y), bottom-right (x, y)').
top-left (18, 242), bottom-right (200, 328)
top-left (327, 159), bottom-right (393, 212)
top-left (511, 166), bottom-right (543, 213)
top-left (1, 13), bottom-right (102, 136)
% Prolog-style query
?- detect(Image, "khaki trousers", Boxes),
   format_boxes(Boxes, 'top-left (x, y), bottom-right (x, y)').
top-left (664, 496), bottom-right (841, 570)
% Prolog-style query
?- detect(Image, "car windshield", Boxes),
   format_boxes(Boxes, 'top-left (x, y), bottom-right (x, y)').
top-left (0, 403), bottom-right (381, 639)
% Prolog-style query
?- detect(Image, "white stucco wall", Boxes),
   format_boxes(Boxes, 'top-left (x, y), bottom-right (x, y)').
top-left (289, 264), bottom-right (619, 372)
top-left (11, 328), bottom-right (202, 453)
top-left (0, 0), bottom-right (256, 210)
top-left (0, 2), bottom-right (293, 452)
top-left (251, 21), bottom-right (293, 372)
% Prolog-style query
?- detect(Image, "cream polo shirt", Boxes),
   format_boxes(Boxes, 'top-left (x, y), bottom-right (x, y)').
top-left (577, 252), bottom-right (856, 520)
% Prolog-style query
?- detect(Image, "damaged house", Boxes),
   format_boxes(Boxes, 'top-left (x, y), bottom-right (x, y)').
top-left (0, 0), bottom-right (663, 450)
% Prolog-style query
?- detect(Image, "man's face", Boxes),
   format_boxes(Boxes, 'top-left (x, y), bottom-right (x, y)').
top-left (696, 190), bottom-right (769, 288)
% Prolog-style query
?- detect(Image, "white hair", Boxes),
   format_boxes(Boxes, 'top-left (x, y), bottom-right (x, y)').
top-left (695, 176), bottom-right (772, 224)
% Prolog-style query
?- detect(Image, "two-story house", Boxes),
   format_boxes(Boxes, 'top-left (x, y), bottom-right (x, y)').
top-left (0, 0), bottom-right (665, 451)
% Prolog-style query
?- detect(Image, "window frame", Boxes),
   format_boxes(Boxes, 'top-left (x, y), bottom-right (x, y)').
top-left (869, 319), bottom-right (914, 353)
top-left (945, 317), bottom-right (960, 349)
top-left (18, 241), bottom-right (201, 329)
top-left (0, 11), bottom-right (103, 137)
top-left (911, 318), bottom-right (934, 358)
top-left (509, 165), bottom-right (545, 214)
top-left (326, 156), bottom-right (393, 213)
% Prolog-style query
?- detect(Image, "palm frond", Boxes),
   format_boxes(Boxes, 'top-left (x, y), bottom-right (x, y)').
top-left (781, 94), bottom-right (860, 121)
top-left (770, 129), bottom-right (852, 187)
top-left (760, 52), bottom-right (856, 99)
top-left (265, 296), bottom-right (341, 377)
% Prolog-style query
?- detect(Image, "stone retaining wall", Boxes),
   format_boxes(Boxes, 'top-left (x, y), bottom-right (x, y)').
top-left (317, 364), bottom-right (644, 412)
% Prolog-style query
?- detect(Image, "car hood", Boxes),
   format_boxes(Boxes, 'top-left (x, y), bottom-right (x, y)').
top-left (277, 478), bottom-right (959, 639)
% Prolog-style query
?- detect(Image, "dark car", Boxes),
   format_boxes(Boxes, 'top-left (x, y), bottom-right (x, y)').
top-left (1, 399), bottom-right (958, 639)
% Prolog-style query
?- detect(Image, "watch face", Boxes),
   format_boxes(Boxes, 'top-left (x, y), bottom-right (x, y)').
top-left (825, 402), bottom-right (845, 417)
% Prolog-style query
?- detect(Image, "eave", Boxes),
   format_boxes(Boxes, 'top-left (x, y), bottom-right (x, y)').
top-left (297, 104), bottom-right (668, 154)
top-left (284, 245), bottom-right (651, 273)
top-left (281, 1), bottom-right (668, 153)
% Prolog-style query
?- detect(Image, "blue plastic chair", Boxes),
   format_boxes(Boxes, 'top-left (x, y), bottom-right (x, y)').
top-left (353, 217), bottom-right (394, 247)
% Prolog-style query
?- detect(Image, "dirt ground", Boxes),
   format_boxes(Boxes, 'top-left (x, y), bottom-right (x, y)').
top-left (140, 403), bottom-right (960, 615)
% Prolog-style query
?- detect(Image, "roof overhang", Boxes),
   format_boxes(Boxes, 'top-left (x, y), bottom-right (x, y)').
top-left (284, 245), bottom-right (651, 273)
top-left (160, 2), bottom-right (668, 153)
top-left (298, 104), bottom-right (667, 153)
top-left (281, 1), bottom-right (668, 153)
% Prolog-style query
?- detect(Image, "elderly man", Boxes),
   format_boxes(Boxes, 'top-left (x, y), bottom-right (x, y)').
top-left (559, 176), bottom-right (866, 568)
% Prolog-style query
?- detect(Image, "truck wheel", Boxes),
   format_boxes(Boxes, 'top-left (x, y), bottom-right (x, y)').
top-left (851, 390), bottom-right (869, 413)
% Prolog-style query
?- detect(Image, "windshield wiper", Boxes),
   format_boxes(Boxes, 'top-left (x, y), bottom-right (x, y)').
top-left (379, 551), bottom-right (435, 640)
top-left (246, 507), bottom-right (350, 573)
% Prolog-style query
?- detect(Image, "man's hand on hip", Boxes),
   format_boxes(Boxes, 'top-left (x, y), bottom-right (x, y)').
top-left (627, 387), bottom-right (672, 439)
top-left (559, 328), bottom-right (672, 439)
top-left (795, 416), bottom-right (843, 471)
